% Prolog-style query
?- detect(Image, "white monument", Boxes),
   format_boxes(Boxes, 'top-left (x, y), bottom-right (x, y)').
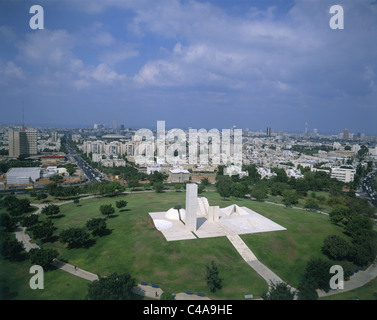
top-left (149, 184), bottom-right (286, 242)
top-left (185, 183), bottom-right (198, 232)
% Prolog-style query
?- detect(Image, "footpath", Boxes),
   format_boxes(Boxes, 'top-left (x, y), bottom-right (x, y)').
top-left (14, 198), bottom-right (377, 299)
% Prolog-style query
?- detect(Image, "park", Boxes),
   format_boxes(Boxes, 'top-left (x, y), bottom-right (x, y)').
top-left (1, 178), bottom-right (376, 300)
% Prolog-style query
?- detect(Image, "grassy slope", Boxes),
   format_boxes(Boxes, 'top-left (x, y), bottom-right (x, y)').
top-left (0, 190), bottom-right (367, 299)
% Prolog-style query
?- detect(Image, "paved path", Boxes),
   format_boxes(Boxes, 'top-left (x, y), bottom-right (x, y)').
top-left (317, 260), bottom-right (377, 298)
top-left (221, 223), bottom-right (288, 291)
top-left (51, 259), bottom-right (99, 282)
top-left (21, 197), bottom-right (376, 299)
top-left (14, 224), bottom-right (99, 282)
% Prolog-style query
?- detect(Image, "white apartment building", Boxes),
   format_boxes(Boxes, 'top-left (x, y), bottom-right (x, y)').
top-left (330, 167), bottom-right (356, 183)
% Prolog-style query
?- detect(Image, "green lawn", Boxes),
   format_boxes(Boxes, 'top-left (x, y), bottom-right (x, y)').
top-left (0, 255), bottom-right (89, 300)
top-left (1, 190), bottom-right (371, 300)
top-left (35, 192), bottom-right (269, 299)
top-left (320, 277), bottom-right (377, 300)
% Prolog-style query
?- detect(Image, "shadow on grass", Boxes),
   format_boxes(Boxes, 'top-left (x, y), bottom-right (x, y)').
top-left (0, 286), bottom-right (18, 299)
top-left (50, 214), bottom-right (65, 219)
top-left (66, 238), bottom-right (96, 250)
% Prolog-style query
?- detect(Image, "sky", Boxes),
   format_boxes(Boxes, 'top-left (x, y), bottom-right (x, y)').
top-left (0, 0), bottom-right (376, 135)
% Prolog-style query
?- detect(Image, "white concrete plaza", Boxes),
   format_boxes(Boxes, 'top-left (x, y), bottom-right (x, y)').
top-left (149, 196), bottom-right (286, 242)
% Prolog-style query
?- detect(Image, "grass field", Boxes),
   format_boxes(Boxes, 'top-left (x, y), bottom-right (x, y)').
top-left (29, 191), bottom-right (269, 299)
top-left (0, 190), bottom-right (372, 300)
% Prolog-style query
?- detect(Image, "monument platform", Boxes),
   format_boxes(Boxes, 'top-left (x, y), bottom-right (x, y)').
top-left (149, 204), bottom-right (286, 242)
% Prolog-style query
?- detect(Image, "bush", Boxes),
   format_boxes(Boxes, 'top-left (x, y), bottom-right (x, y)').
top-left (303, 258), bottom-right (333, 292)
top-left (86, 273), bottom-right (136, 300)
top-left (322, 235), bottom-right (351, 260)
top-left (261, 281), bottom-right (295, 300)
top-left (160, 291), bottom-right (175, 300)
top-left (60, 227), bottom-right (91, 248)
top-left (28, 248), bottom-right (58, 269)
top-left (205, 261), bottom-right (222, 293)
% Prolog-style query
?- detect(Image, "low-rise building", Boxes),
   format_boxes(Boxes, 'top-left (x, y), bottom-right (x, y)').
top-left (6, 167), bottom-right (41, 185)
top-left (168, 168), bottom-right (190, 183)
top-left (330, 167), bottom-right (356, 183)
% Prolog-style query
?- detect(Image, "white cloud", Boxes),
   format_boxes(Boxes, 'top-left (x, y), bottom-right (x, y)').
top-left (3, 61), bottom-right (25, 79)
top-left (80, 63), bottom-right (126, 84)
top-left (99, 44), bottom-right (139, 66)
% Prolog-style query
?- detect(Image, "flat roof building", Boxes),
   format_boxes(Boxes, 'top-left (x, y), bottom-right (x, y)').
top-left (8, 129), bottom-right (38, 158)
top-left (6, 167), bottom-right (41, 185)
top-left (330, 167), bottom-right (355, 183)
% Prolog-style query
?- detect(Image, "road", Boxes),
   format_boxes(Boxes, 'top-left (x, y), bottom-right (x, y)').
top-left (65, 143), bottom-right (104, 183)
top-left (358, 169), bottom-right (377, 207)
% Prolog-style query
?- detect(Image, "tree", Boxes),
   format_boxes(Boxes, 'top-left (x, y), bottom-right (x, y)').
top-left (297, 277), bottom-right (318, 300)
top-left (28, 248), bottom-right (58, 269)
top-left (148, 171), bottom-right (168, 186)
top-left (100, 204), bottom-right (115, 218)
top-left (32, 220), bottom-right (56, 242)
top-left (35, 193), bottom-right (48, 201)
top-left (0, 213), bottom-right (17, 232)
top-left (153, 182), bottom-right (164, 193)
top-left (322, 235), bottom-right (351, 260)
top-left (21, 214), bottom-right (39, 228)
top-left (102, 181), bottom-right (126, 196)
top-left (41, 204), bottom-right (60, 219)
top-left (357, 145), bottom-right (369, 159)
top-left (344, 215), bottom-right (373, 239)
top-left (231, 182), bottom-right (249, 199)
top-left (86, 272), bottom-right (136, 300)
top-left (303, 258), bottom-right (333, 292)
top-left (282, 189), bottom-right (299, 207)
top-left (127, 179), bottom-right (140, 190)
top-left (329, 205), bottom-right (350, 225)
top-left (60, 227), bottom-right (91, 248)
top-left (242, 164), bottom-right (261, 184)
top-left (0, 235), bottom-right (24, 261)
top-left (86, 218), bottom-right (108, 236)
top-left (205, 261), bottom-right (222, 293)
top-left (115, 200), bottom-right (128, 211)
top-left (73, 198), bottom-right (80, 206)
top-left (200, 177), bottom-right (210, 186)
top-left (3, 196), bottom-right (31, 216)
top-left (261, 281), bottom-right (295, 300)
top-left (271, 168), bottom-right (289, 184)
top-left (304, 197), bottom-right (320, 211)
top-left (216, 176), bottom-right (232, 199)
top-left (250, 186), bottom-right (268, 201)
top-left (270, 182), bottom-right (290, 196)
top-left (198, 184), bottom-right (206, 194)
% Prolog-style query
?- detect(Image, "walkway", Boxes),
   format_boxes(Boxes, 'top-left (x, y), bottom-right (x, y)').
top-left (14, 224), bottom-right (99, 282)
top-left (17, 197), bottom-right (376, 299)
top-left (317, 259), bottom-right (377, 298)
top-left (13, 215), bottom-right (205, 299)
top-left (226, 232), bottom-right (287, 289)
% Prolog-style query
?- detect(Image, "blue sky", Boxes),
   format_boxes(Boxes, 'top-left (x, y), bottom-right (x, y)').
top-left (1, 0), bottom-right (376, 135)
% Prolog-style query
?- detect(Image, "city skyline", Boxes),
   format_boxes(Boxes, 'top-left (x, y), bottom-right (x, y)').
top-left (1, 0), bottom-right (377, 135)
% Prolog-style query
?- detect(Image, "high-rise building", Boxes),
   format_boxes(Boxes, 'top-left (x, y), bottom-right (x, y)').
top-left (266, 127), bottom-right (271, 137)
top-left (51, 131), bottom-right (58, 142)
top-left (343, 128), bottom-right (350, 140)
top-left (8, 129), bottom-right (20, 158)
top-left (113, 120), bottom-right (117, 130)
top-left (8, 129), bottom-right (37, 158)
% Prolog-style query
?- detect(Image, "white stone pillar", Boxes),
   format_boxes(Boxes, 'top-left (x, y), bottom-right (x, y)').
top-left (213, 206), bottom-right (220, 222)
top-left (185, 183), bottom-right (198, 232)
